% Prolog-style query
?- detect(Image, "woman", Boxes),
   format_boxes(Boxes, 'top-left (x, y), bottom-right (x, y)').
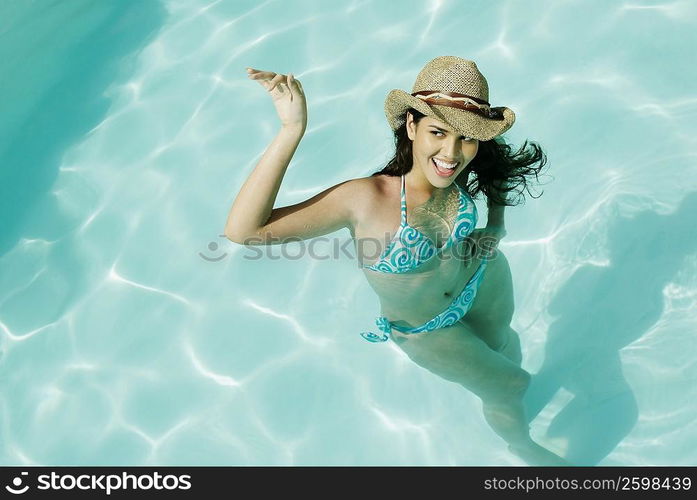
top-left (226, 56), bottom-right (567, 466)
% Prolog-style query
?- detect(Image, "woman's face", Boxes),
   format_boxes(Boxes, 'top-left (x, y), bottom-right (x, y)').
top-left (406, 112), bottom-right (479, 189)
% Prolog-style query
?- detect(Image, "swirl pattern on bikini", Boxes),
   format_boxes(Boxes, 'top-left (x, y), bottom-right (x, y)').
top-left (363, 177), bottom-right (478, 275)
top-left (362, 260), bottom-right (488, 342)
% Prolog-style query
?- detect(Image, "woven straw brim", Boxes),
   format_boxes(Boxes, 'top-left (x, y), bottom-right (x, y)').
top-left (384, 89), bottom-right (515, 141)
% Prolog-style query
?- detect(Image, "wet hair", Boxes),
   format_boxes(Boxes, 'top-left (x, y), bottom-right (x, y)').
top-left (372, 108), bottom-right (548, 206)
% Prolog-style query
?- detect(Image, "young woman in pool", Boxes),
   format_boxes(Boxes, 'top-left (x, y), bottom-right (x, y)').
top-left (225, 56), bottom-right (567, 466)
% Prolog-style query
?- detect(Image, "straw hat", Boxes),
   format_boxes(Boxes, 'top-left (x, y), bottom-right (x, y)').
top-left (384, 56), bottom-right (515, 141)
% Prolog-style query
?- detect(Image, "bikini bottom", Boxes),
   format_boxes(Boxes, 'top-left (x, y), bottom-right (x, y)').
top-left (360, 258), bottom-right (489, 343)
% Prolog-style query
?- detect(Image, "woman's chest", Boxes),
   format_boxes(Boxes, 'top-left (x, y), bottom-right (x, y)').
top-left (354, 187), bottom-right (461, 266)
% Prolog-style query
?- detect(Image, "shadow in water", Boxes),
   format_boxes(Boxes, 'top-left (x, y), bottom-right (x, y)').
top-left (523, 192), bottom-right (697, 465)
top-left (0, 0), bottom-right (165, 257)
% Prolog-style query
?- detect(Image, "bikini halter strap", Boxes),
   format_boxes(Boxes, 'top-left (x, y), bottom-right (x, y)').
top-left (398, 175), bottom-right (406, 224)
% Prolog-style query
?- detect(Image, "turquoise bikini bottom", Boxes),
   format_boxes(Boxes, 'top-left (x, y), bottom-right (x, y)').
top-left (360, 258), bottom-right (489, 343)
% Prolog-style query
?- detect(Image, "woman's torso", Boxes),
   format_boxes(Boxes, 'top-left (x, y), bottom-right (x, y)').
top-left (351, 174), bottom-right (484, 328)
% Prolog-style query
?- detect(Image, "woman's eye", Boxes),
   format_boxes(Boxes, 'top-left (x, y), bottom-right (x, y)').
top-left (430, 130), bottom-right (473, 141)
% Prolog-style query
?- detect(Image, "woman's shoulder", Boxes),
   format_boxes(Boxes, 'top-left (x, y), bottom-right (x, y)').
top-left (331, 174), bottom-right (396, 223)
top-left (348, 173), bottom-right (400, 195)
top-left (342, 174), bottom-right (397, 203)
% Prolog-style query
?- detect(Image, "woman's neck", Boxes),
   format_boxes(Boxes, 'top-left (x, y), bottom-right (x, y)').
top-left (405, 166), bottom-right (436, 198)
top-left (405, 166), bottom-right (459, 204)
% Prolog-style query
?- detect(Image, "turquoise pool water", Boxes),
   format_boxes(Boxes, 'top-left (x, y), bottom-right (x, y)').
top-left (1, 0), bottom-right (696, 466)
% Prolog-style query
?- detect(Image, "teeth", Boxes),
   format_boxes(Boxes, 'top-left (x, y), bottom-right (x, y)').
top-left (433, 158), bottom-right (458, 170)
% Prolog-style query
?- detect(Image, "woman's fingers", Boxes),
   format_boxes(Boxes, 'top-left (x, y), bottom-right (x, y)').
top-left (267, 73), bottom-right (286, 92)
top-left (245, 69), bottom-right (281, 81)
top-left (246, 68), bottom-right (280, 88)
top-left (246, 67), bottom-right (273, 77)
top-left (289, 73), bottom-right (304, 94)
top-left (247, 70), bottom-right (287, 92)
top-left (246, 68), bottom-right (303, 100)
top-left (246, 67), bottom-right (270, 79)
top-left (287, 73), bottom-right (294, 100)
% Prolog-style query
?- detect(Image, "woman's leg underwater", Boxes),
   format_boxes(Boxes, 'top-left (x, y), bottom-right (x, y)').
top-left (466, 251), bottom-right (522, 365)
top-left (490, 326), bottom-right (523, 366)
top-left (395, 252), bottom-right (569, 465)
top-left (395, 324), bottom-right (567, 465)
top-left (469, 252), bottom-right (569, 465)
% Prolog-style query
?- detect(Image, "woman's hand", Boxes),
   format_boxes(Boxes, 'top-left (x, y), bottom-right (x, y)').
top-left (462, 225), bottom-right (507, 266)
top-left (246, 67), bottom-right (307, 131)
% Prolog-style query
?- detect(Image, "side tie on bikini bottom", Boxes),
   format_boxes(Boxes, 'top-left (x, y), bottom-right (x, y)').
top-left (360, 258), bottom-right (488, 343)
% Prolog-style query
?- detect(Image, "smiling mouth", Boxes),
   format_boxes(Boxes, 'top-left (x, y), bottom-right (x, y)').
top-left (431, 158), bottom-right (459, 177)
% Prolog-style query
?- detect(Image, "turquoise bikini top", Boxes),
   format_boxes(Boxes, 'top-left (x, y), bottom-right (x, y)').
top-left (363, 175), bottom-right (478, 273)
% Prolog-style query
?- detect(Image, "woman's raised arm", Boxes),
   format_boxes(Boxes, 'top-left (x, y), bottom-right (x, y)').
top-left (224, 68), bottom-right (358, 245)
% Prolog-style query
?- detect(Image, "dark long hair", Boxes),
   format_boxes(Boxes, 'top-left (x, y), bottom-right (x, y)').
top-left (372, 108), bottom-right (548, 206)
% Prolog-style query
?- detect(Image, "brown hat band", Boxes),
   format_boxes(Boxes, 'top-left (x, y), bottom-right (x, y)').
top-left (411, 90), bottom-right (505, 120)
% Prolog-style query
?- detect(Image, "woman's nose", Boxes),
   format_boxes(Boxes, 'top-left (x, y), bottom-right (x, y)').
top-left (441, 140), bottom-right (459, 159)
